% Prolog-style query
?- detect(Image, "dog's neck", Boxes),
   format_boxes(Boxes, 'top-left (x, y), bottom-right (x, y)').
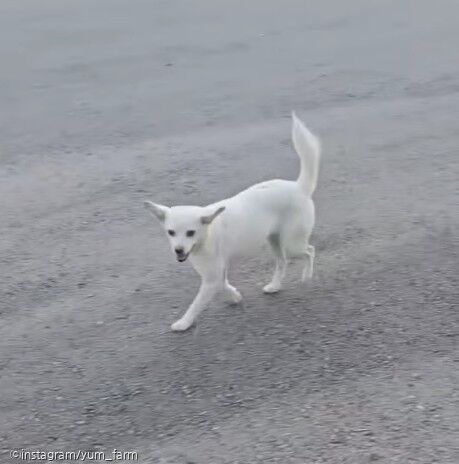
top-left (192, 219), bottom-right (219, 256)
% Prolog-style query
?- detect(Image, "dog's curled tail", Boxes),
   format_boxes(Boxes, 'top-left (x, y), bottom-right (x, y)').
top-left (291, 111), bottom-right (321, 197)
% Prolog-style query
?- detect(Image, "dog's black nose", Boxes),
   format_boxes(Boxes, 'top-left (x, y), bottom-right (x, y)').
top-left (175, 247), bottom-right (184, 255)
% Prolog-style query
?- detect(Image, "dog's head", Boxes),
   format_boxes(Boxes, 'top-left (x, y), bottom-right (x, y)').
top-left (144, 201), bottom-right (225, 262)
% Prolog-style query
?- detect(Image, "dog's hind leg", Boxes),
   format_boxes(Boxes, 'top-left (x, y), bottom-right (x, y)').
top-left (263, 233), bottom-right (287, 294)
top-left (224, 269), bottom-right (242, 304)
top-left (301, 244), bottom-right (315, 281)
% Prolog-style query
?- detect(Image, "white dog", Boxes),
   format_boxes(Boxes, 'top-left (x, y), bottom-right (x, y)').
top-left (145, 112), bottom-right (320, 331)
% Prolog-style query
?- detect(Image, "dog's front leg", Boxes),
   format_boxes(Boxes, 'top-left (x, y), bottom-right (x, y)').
top-left (171, 279), bottom-right (221, 332)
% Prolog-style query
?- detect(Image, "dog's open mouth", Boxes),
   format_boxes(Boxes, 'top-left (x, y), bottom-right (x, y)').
top-left (176, 244), bottom-right (195, 262)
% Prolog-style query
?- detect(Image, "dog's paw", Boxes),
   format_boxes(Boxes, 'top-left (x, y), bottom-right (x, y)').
top-left (301, 268), bottom-right (313, 281)
top-left (263, 282), bottom-right (281, 294)
top-left (171, 317), bottom-right (194, 332)
top-left (229, 289), bottom-right (243, 304)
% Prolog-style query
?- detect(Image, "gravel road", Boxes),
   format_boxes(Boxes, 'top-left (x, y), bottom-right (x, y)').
top-left (1, 1), bottom-right (458, 463)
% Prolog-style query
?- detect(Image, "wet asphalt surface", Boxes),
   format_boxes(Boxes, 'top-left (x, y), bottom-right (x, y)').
top-left (0, 1), bottom-right (458, 463)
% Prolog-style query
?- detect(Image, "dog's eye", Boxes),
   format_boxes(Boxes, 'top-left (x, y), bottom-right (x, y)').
top-left (167, 230), bottom-right (175, 236)
top-left (186, 230), bottom-right (195, 237)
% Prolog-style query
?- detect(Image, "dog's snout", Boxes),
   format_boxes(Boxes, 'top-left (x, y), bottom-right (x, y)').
top-left (174, 246), bottom-right (188, 262)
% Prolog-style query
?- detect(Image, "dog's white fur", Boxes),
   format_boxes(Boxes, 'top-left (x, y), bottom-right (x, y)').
top-left (145, 112), bottom-right (321, 331)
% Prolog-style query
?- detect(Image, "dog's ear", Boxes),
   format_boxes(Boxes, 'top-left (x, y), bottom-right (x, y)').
top-left (200, 206), bottom-right (225, 225)
top-left (144, 201), bottom-right (169, 222)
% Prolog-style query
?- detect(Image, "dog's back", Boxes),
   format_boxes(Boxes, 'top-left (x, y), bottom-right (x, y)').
top-left (209, 179), bottom-right (314, 259)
